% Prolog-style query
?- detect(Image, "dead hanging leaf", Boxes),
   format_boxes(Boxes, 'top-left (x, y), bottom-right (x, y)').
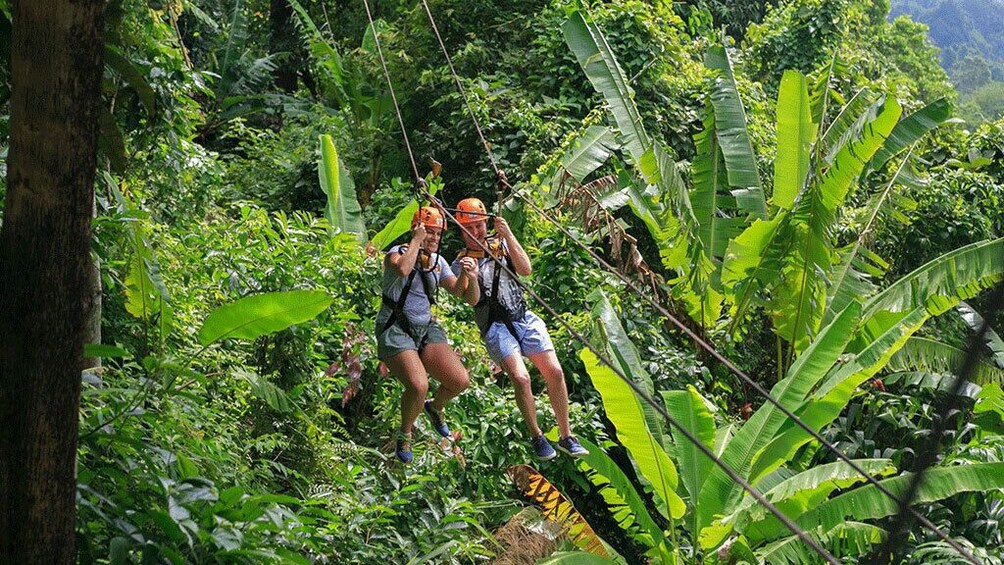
top-left (609, 217), bottom-right (623, 265)
top-left (507, 464), bottom-right (610, 557)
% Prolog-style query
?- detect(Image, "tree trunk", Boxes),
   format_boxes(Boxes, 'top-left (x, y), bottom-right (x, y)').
top-left (0, 1), bottom-right (105, 563)
top-left (82, 194), bottom-right (102, 371)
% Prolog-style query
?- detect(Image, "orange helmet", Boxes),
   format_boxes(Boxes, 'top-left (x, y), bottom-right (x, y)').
top-left (456, 198), bottom-right (488, 225)
top-left (412, 206), bottom-right (446, 231)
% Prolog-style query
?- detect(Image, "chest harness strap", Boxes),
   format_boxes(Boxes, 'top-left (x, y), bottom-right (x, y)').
top-left (380, 252), bottom-right (438, 350)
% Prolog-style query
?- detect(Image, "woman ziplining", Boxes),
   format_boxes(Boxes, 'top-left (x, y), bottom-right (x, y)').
top-left (375, 206), bottom-right (480, 463)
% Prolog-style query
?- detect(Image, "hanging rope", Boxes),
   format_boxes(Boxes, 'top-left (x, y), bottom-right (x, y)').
top-left (416, 4), bottom-right (984, 564)
top-left (419, 0), bottom-right (500, 176)
top-left (360, 0), bottom-right (423, 192)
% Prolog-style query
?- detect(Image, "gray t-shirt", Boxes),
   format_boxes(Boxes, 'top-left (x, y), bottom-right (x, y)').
top-left (377, 245), bottom-right (453, 327)
top-left (452, 240), bottom-right (527, 334)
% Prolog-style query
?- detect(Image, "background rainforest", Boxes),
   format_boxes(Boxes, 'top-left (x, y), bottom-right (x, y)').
top-left (1, 0), bottom-right (1004, 563)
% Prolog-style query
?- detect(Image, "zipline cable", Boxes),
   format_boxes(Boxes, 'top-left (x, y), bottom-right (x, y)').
top-left (362, 3), bottom-right (837, 557)
top-left (419, 0), bottom-right (500, 177)
top-left (416, 5), bottom-right (984, 563)
top-left (360, 0), bottom-right (422, 188)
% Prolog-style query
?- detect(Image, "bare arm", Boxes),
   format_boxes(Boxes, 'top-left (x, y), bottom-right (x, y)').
top-left (442, 257), bottom-right (480, 305)
top-left (388, 225), bottom-right (426, 278)
top-left (496, 217), bottom-right (531, 276)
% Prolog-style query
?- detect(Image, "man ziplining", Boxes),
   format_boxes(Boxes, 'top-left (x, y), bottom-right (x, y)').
top-left (451, 196), bottom-right (589, 461)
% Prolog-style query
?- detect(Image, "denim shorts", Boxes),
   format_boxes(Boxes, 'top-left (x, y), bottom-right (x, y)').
top-left (483, 311), bottom-right (554, 364)
top-left (377, 319), bottom-right (449, 360)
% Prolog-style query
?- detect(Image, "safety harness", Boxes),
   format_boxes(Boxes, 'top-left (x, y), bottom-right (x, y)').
top-left (379, 249), bottom-right (439, 350)
top-left (459, 239), bottom-right (526, 343)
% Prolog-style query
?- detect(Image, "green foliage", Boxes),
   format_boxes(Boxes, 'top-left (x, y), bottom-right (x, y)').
top-left (963, 81), bottom-right (1004, 122)
top-left (197, 290), bottom-right (333, 346)
top-left (318, 134), bottom-right (366, 244)
top-left (744, 0), bottom-right (850, 89)
top-left (46, 0), bottom-right (1004, 563)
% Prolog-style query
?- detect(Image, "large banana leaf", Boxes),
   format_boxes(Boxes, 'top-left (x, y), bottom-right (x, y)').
top-left (218, 0), bottom-right (248, 99)
top-left (580, 348), bottom-right (686, 520)
top-left (562, 11), bottom-right (651, 166)
top-left (756, 522), bottom-right (885, 564)
top-left (823, 148), bottom-right (910, 327)
top-left (564, 11), bottom-right (719, 326)
top-left (125, 238), bottom-right (174, 344)
top-left (864, 97), bottom-right (953, 176)
top-left (118, 186), bottom-right (173, 345)
top-left (721, 215), bottom-right (786, 325)
top-left (318, 135), bottom-right (366, 245)
top-left (887, 336), bottom-right (1004, 385)
top-left (773, 96), bottom-right (901, 352)
top-left (198, 290), bottom-right (333, 346)
top-left (749, 307), bottom-right (930, 485)
top-left (762, 463), bottom-right (1004, 542)
top-left (691, 106), bottom-right (729, 255)
top-left (815, 96), bottom-right (902, 207)
top-left (704, 45), bottom-right (765, 218)
top-left (573, 437), bottom-right (669, 558)
top-left (824, 244), bottom-right (886, 327)
top-left (696, 302), bottom-right (862, 535)
top-left (732, 459), bottom-right (896, 533)
top-left (773, 70), bottom-right (814, 211)
top-left (817, 88), bottom-right (879, 165)
top-left (860, 237), bottom-right (1004, 331)
top-left (554, 125), bottom-right (619, 186)
top-left (590, 290), bottom-right (665, 440)
top-left (749, 255), bottom-right (1002, 484)
top-left (288, 0), bottom-right (350, 107)
top-left (662, 387), bottom-right (716, 518)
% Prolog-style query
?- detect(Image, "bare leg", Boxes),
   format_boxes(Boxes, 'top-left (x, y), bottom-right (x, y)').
top-left (528, 350), bottom-right (571, 438)
top-left (383, 349), bottom-right (428, 435)
top-left (419, 342), bottom-right (470, 412)
top-left (502, 353), bottom-right (540, 437)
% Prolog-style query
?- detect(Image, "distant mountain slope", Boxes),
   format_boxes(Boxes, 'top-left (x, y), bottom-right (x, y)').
top-left (890, 0), bottom-right (1004, 67)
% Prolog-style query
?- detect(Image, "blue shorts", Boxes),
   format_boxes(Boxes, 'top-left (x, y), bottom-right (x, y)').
top-left (483, 311), bottom-right (554, 364)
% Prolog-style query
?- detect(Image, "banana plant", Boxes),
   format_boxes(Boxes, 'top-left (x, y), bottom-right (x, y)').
top-left (560, 238), bottom-right (1004, 561)
top-left (562, 10), bottom-right (957, 365)
top-left (563, 11), bottom-right (720, 326)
